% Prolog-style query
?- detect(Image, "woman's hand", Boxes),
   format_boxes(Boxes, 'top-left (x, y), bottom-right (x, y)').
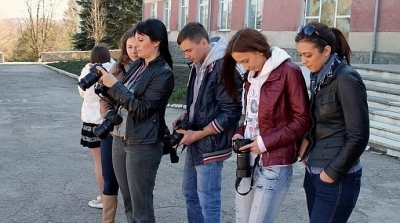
top-left (97, 66), bottom-right (118, 87)
top-left (239, 137), bottom-right (262, 155)
top-left (320, 171), bottom-right (335, 183)
top-left (99, 98), bottom-right (112, 118)
top-left (299, 139), bottom-right (309, 165)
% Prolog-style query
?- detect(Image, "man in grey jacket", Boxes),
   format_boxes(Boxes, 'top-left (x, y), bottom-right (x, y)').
top-left (173, 22), bottom-right (242, 223)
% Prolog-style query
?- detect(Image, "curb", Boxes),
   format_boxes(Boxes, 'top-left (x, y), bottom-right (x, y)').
top-left (42, 63), bottom-right (186, 109)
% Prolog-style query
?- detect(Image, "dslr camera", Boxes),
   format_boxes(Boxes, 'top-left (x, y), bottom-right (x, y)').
top-left (170, 115), bottom-right (201, 147)
top-left (93, 109), bottom-right (123, 139)
top-left (78, 63), bottom-right (106, 91)
top-left (232, 138), bottom-right (253, 178)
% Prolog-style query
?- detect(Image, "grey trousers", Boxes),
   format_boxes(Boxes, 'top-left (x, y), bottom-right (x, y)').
top-left (112, 136), bottom-right (163, 223)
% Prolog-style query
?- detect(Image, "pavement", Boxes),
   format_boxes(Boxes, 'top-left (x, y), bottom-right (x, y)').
top-left (0, 63), bottom-right (399, 223)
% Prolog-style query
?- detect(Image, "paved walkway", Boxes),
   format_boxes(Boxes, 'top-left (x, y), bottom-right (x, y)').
top-left (0, 63), bottom-right (399, 222)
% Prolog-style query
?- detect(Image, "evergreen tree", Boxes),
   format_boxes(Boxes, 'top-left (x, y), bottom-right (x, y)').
top-left (102, 0), bottom-right (142, 48)
top-left (73, 0), bottom-right (142, 50)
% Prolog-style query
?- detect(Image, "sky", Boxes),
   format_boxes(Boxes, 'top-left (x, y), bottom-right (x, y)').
top-left (0, 0), bottom-right (68, 20)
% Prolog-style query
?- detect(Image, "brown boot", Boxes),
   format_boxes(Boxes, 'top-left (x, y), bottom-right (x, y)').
top-left (102, 194), bottom-right (118, 223)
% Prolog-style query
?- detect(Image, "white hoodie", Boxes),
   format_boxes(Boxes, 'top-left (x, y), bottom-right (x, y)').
top-left (244, 47), bottom-right (291, 165)
top-left (78, 60), bottom-right (115, 124)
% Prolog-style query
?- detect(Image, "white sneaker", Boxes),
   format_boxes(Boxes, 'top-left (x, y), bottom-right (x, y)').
top-left (88, 199), bottom-right (103, 209)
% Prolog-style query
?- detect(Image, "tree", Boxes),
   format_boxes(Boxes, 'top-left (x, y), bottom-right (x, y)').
top-left (86, 0), bottom-right (106, 45)
top-left (16, 0), bottom-right (58, 60)
top-left (102, 0), bottom-right (142, 48)
top-left (73, 0), bottom-right (143, 50)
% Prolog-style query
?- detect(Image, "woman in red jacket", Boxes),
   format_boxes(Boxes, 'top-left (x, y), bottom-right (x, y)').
top-left (221, 28), bottom-right (311, 223)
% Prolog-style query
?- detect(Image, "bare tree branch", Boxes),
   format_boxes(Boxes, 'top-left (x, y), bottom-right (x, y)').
top-left (83, 0), bottom-right (106, 45)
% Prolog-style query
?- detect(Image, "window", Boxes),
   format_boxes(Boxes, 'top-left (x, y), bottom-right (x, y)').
top-left (150, 3), bottom-right (157, 19)
top-left (246, 0), bottom-right (263, 30)
top-left (164, 1), bottom-right (171, 31)
top-left (303, 0), bottom-right (352, 39)
top-left (198, 0), bottom-right (209, 30)
top-left (179, 0), bottom-right (189, 29)
top-left (219, 0), bottom-right (232, 30)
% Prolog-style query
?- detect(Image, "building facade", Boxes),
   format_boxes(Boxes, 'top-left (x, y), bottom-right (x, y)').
top-left (143, 0), bottom-right (400, 64)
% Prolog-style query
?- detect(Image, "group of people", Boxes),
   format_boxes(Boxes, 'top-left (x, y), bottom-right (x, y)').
top-left (78, 18), bottom-right (369, 223)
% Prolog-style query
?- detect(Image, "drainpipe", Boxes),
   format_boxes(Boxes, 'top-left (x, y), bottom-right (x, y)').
top-left (208, 0), bottom-right (212, 35)
top-left (370, 0), bottom-right (379, 64)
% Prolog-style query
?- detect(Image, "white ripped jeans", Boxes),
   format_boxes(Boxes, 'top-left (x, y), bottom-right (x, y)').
top-left (235, 165), bottom-right (293, 223)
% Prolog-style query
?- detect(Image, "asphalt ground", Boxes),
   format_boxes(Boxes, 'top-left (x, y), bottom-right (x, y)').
top-left (0, 63), bottom-right (399, 223)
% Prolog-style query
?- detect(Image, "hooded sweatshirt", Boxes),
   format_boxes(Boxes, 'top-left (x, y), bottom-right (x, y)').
top-left (244, 47), bottom-right (291, 165)
top-left (189, 36), bottom-right (227, 121)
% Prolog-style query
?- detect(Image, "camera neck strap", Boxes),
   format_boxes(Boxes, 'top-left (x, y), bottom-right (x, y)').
top-left (235, 154), bottom-right (260, 196)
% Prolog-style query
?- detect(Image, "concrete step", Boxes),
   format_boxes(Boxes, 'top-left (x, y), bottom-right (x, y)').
top-left (366, 85), bottom-right (400, 101)
top-left (367, 95), bottom-right (400, 113)
top-left (369, 109), bottom-right (400, 126)
top-left (370, 120), bottom-right (400, 142)
top-left (368, 133), bottom-right (400, 157)
top-left (354, 67), bottom-right (400, 80)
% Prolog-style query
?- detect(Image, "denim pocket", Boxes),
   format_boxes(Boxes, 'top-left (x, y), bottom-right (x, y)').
top-left (259, 167), bottom-right (280, 180)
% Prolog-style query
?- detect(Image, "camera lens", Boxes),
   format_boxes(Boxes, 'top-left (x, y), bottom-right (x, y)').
top-left (236, 150), bottom-right (251, 178)
top-left (78, 72), bottom-right (101, 91)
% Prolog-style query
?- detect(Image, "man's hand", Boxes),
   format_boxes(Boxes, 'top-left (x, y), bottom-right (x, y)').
top-left (176, 125), bottom-right (214, 147)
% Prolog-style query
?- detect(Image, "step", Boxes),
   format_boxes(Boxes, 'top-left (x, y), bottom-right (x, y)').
top-left (370, 120), bottom-right (400, 142)
top-left (367, 85), bottom-right (400, 101)
top-left (367, 95), bottom-right (400, 113)
top-left (369, 109), bottom-right (400, 126)
top-left (368, 134), bottom-right (400, 157)
top-left (354, 67), bottom-right (400, 80)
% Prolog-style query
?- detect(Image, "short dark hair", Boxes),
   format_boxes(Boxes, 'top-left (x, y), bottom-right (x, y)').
top-left (90, 43), bottom-right (110, 64)
top-left (177, 22), bottom-right (209, 45)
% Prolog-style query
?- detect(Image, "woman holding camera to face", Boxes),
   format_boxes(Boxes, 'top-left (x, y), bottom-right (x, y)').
top-left (96, 19), bottom-right (174, 223)
top-left (78, 44), bottom-right (115, 209)
top-left (221, 28), bottom-right (311, 223)
top-left (98, 27), bottom-right (139, 223)
top-left (296, 22), bottom-right (369, 223)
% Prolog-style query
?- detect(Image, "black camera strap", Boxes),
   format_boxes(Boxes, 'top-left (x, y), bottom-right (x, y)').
top-left (235, 154), bottom-right (260, 196)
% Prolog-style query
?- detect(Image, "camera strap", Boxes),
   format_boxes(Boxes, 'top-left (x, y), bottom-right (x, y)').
top-left (235, 154), bottom-right (260, 196)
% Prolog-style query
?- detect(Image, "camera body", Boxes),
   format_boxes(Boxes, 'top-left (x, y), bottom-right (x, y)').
top-left (78, 63), bottom-right (106, 91)
top-left (170, 116), bottom-right (201, 147)
top-left (93, 109), bottom-right (123, 139)
top-left (232, 138), bottom-right (253, 178)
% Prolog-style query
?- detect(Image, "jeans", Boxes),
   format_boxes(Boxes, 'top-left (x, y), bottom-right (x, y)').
top-left (235, 165), bottom-right (293, 223)
top-left (303, 168), bottom-right (362, 223)
top-left (182, 151), bottom-right (224, 223)
top-left (112, 136), bottom-right (163, 223)
top-left (101, 134), bottom-right (119, 195)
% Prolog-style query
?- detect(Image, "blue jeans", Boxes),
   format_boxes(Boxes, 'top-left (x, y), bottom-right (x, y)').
top-left (101, 134), bottom-right (119, 195)
top-left (303, 168), bottom-right (362, 223)
top-left (112, 136), bottom-right (163, 223)
top-left (235, 165), bottom-right (293, 223)
top-left (182, 152), bottom-right (224, 223)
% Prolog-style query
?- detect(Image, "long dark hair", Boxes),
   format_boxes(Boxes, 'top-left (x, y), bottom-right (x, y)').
top-left (134, 19), bottom-right (173, 69)
top-left (221, 28), bottom-right (271, 99)
top-left (295, 22), bottom-right (352, 65)
top-left (118, 26), bottom-right (136, 66)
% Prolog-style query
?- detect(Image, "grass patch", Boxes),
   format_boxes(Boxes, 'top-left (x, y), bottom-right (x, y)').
top-left (47, 61), bottom-right (190, 105)
top-left (48, 60), bottom-right (88, 76)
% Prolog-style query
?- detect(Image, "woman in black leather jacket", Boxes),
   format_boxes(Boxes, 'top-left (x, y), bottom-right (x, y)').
top-left (296, 22), bottom-right (369, 223)
top-left (97, 19), bottom-right (174, 223)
